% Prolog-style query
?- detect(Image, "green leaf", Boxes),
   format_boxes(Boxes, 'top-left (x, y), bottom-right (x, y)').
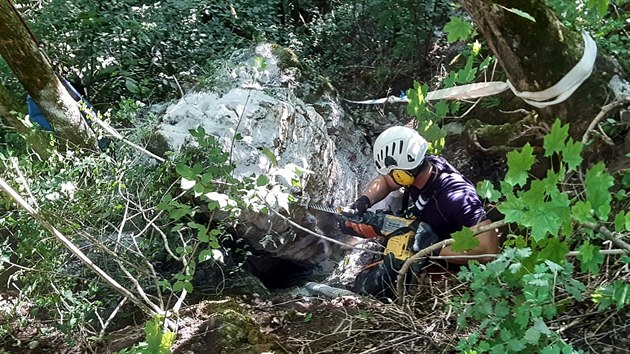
top-left (505, 143), bottom-right (535, 187)
top-left (193, 181), bottom-right (205, 195)
top-left (189, 126), bottom-right (205, 138)
top-left (198, 249), bottom-right (213, 263)
top-left (451, 228), bottom-right (480, 252)
top-left (497, 194), bottom-right (526, 224)
top-left (477, 180), bottom-right (501, 203)
top-left (523, 325), bottom-right (541, 344)
top-left (434, 100), bottom-right (450, 117)
top-left (145, 317), bottom-right (162, 352)
top-left (572, 201), bottom-right (594, 224)
top-left (256, 175), bottom-right (269, 186)
top-left (507, 338), bottom-right (526, 352)
top-left (406, 82), bottom-right (429, 117)
top-left (176, 163), bottom-right (196, 180)
top-left (444, 16), bottom-right (473, 43)
top-left (514, 304), bottom-right (531, 329)
top-left (172, 280), bottom-right (184, 292)
top-left (538, 238), bottom-right (569, 264)
top-left (543, 119), bottom-right (568, 157)
top-left (183, 281), bottom-right (193, 293)
top-left (496, 4), bottom-right (536, 22)
top-left (588, 0), bottom-right (610, 17)
top-left (562, 138), bottom-right (583, 170)
top-left (585, 162), bottom-right (614, 220)
top-left (304, 312), bottom-right (313, 323)
top-left (611, 280), bottom-right (629, 310)
top-left (613, 211), bottom-right (630, 232)
top-left (192, 163), bottom-right (204, 175)
top-left (261, 147), bottom-right (277, 166)
top-left (125, 78), bottom-right (139, 93)
top-left (457, 56), bottom-right (477, 84)
top-left (565, 278), bottom-right (586, 301)
top-left (578, 241), bottom-right (604, 274)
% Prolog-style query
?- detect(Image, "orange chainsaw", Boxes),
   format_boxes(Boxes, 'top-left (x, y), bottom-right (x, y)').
top-left (302, 203), bottom-right (420, 261)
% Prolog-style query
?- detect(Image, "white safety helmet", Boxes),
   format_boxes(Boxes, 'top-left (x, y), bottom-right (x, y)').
top-left (373, 126), bottom-right (429, 175)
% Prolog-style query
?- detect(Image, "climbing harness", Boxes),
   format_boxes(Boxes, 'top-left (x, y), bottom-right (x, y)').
top-left (345, 31), bottom-right (597, 109)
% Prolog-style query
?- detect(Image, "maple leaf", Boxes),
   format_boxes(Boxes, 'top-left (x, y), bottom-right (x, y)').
top-left (543, 119), bottom-right (569, 157)
top-left (572, 201), bottom-right (595, 224)
top-left (578, 241), bottom-right (604, 274)
top-left (444, 16), bottom-right (473, 43)
top-left (585, 162), bottom-right (614, 220)
top-left (451, 228), bottom-right (480, 252)
top-left (562, 138), bottom-right (583, 170)
top-left (497, 194), bottom-right (526, 224)
top-left (538, 238), bottom-right (569, 264)
top-left (505, 143), bottom-right (535, 187)
top-left (477, 180), bottom-right (501, 203)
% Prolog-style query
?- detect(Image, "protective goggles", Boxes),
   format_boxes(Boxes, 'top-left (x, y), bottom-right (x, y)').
top-left (390, 169), bottom-right (415, 186)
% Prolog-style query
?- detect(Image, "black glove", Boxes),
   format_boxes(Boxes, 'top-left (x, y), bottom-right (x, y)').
top-left (350, 195), bottom-right (371, 216)
top-left (412, 222), bottom-right (440, 255)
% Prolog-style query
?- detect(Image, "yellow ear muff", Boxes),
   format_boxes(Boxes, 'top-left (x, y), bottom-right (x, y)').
top-left (391, 169), bottom-right (415, 186)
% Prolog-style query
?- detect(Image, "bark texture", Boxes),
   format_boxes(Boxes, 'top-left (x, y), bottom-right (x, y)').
top-left (460, 0), bottom-right (610, 137)
top-left (0, 2), bottom-right (96, 149)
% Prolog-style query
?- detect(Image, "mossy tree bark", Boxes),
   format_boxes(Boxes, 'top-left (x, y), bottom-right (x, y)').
top-left (459, 0), bottom-right (610, 138)
top-left (0, 2), bottom-right (97, 150)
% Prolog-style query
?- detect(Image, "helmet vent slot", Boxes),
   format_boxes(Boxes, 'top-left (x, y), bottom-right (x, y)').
top-left (399, 140), bottom-right (404, 154)
top-left (407, 154), bottom-right (415, 162)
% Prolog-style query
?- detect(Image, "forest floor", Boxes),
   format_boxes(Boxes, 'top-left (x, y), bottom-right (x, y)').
top-left (2, 265), bottom-right (628, 354)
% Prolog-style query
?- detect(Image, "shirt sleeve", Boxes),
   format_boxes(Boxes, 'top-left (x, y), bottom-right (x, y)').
top-left (440, 173), bottom-right (488, 228)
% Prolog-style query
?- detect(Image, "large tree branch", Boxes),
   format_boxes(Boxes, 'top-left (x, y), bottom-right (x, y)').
top-left (0, 1), bottom-right (96, 149)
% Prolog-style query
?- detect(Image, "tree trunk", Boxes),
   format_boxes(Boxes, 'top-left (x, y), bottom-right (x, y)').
top-left (0, 2), bottom-right (97, 150)
top-left (0, 83), bottom-right (50, 156)
top-left (459, 0), bottom-right (610, 138)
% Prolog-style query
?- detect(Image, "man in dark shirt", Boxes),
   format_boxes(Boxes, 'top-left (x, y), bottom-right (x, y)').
top-left (345, 126), bottom-right (499, 298)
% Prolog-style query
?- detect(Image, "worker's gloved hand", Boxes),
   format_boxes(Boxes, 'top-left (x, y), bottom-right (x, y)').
top-left (349, 195), bottom-right (371, 216)
top-left (412, 222), bottom-right (440, 255)
top-left (342, 220), bottom-right (379, 238)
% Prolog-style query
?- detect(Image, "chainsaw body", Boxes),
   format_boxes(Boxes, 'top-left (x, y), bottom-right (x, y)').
top-left (345, 210), bottom-right (418, 261)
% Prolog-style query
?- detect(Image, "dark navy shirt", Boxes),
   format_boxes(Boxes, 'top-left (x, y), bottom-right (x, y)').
top-left (406, 155), bottom-right (487, 240)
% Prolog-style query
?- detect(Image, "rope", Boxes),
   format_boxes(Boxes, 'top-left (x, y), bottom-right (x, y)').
top-left (345, 31), bottom-right (597, 109)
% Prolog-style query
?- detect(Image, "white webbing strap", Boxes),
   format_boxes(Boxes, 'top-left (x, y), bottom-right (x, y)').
top-left (344, 32), bottom-right (597, 109)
